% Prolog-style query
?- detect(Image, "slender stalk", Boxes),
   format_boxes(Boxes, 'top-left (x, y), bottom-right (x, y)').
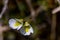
top-left (50, 14), bottom-right (56, 40)
top-left (0, 0), bottom-right (8, 19)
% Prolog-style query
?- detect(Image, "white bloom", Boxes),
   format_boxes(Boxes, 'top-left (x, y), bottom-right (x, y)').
top-left (24, 26), bottom-right (33, 36)
top-left (9, 19), bottom-right (23, 30)
top-left (20, 26), bottom-right (33, 36)
top-left (9, 19), bottom-right (34, 36)
top-left (20, 22), bottom-right (34, 36)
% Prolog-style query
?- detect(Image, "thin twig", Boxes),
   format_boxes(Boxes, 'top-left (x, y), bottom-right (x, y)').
top-left (35, 6), bottom-right (43, 17)
top-left (52, 6), bottom-right (60, 14)
top-left (25, 0), bottom-right (35, 18)
top-left (50, 14), bottom-right (56, 40)
top-left (25, 0), bottom-right (43, 21)
top-left (0, 0), bottom-right (8, 19)
top-left (57, 0), bottom-right (60, 5)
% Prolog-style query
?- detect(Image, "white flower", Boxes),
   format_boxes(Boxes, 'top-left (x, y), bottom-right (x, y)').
top-left (24, 26), bottom-right (33, 36)
top-left (20, 22), bottom-right (34, 36)
top-left (9, 19), bottom-right (23, 30)
top-left (9, 19), bottom-right (34, 36)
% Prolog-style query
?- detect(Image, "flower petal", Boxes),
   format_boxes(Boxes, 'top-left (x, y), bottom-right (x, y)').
top-left (9, 19), bottom-right (18, 29)
top-left (9, 19), bottom-right (23, 29)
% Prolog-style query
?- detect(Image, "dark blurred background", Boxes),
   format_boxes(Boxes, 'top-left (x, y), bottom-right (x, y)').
top-left (0, 0), bottom-right (60, 40)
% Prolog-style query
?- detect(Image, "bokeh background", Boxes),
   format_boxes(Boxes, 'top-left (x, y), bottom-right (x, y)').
top-left (0, 0), bottom-right (60, 40)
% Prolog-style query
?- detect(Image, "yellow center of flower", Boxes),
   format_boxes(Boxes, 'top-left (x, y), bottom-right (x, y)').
top-left (25, 28), bottom-right (29, 32)
top-left (24, 26), bottom-right (30, 32)
top-left (24, 22), bottom-right (30, 32)
top-left (14, 21), bottom-right (20, 27)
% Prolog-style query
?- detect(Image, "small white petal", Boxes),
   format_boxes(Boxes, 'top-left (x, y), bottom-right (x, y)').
top-left (24, 31), bottom-right (30, 35)
top-left (17, 24), bottom-right (23, 30)
top-left (9, 19), bottom-right (17, 29)
top-left (29, 27), bottom-right (34, 33)
top-left (9, 19), bottom-right (23, 29)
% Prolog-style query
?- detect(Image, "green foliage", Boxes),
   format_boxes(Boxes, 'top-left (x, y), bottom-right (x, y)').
top-left (17, 2), bottom-right (26, 11)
